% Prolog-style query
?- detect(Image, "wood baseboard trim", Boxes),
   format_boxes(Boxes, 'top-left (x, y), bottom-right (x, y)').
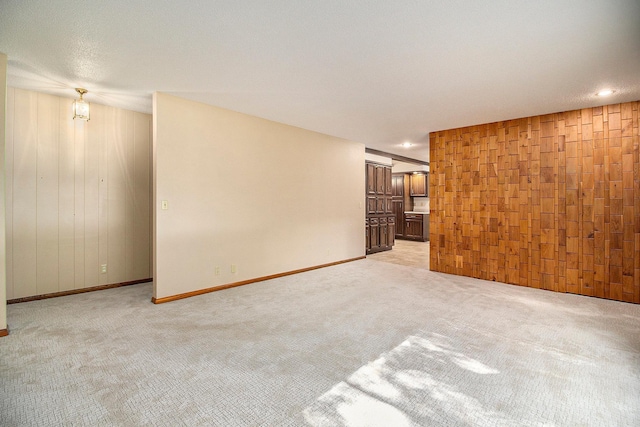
top-left (7, 278), bottom-right (153, 304)
top-left (0, 328), bottom-right (8, 337)
top-left (152, 256), bottom-right (366, 304)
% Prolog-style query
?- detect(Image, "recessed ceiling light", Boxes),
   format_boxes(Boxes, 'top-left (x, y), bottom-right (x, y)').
top-left (401, 142), bottom-right (413, 148)
top-left (596, 89), bottom-right (615, 97)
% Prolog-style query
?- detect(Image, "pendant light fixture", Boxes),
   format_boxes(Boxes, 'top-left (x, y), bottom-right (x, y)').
top-left (72, 88), bottom-right (90, 121)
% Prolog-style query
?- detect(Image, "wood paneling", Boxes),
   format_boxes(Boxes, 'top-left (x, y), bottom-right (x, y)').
top-left (36, 94), bottom-right (60, 295)
top-left (6, 88), bottom-right (152, 299)
top-left (430, 101), bottom-right (640, 304)
top-left (59, 96), bottom-right (76, 292)
top-left (11, 89), bottom-right (38, 298)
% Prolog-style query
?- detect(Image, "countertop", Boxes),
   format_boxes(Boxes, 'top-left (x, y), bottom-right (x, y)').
top-left (404, 211), bottom-right (429, 215)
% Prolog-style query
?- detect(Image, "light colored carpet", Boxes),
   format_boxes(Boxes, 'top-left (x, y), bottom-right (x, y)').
top-left (1, 258), bottom-right (639, 426)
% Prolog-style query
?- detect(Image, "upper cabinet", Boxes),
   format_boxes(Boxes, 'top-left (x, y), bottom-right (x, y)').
top-left (366, 163), bottom-right (377, 195)
top-left (410, 172), bottom-right (429, 197)
top-left (375, 166), bottom-right (385, 194)
top-left (367, 162), bottom-right (393, 195)
top-left (391, 174), bottom-right (404, 197)
top-left (384, 167), bottom-right (392, 196)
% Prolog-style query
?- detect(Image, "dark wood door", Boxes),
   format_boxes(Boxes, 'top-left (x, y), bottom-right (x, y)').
top-left (387, 217), bottom-right (395, 247)
top-left (384, 167), bottom-right (392, 195)
top-left (392, 174), bottom-right (404, 197)
top-left (385, 197), bottom-right (393, 214)
top-left (376, 166), bottom-right (385, 194)
top-left (366, 163), bottom-right (376, 195)
top-left (392, 200), bottom-right (404, 236)
top-left (367, 196), bottom-right (377, 215)
top-left (379, 217), bottom-right (388, 248)
top-left (365, 219), bottom-right (370, 252)
top-left (369, 218), bottom-right (379, 250)
top-left (405, 217), bottom-right (423, 240)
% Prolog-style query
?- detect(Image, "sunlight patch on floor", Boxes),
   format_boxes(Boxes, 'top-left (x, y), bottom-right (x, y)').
top-left (303, 333), bottom-right (520, 426)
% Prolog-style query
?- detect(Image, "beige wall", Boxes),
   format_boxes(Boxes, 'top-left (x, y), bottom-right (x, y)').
top-left (1, 53), bottom-right (7, 331)
top-left (153, 93), bottom-right (365, 300)
top-left (5, 88), bottom-right (152, 299)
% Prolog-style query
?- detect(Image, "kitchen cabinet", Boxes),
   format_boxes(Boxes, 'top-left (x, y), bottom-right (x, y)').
top-left (392, 174), bottom-right (404, 197)
top-left (365, 219), bottom-right (370, 252)
top-left (387, 217), bottom-right (395, 247)
top-left (403, 213), bottom-right (430, 242)
top-left (392, 173), bottom-right (413, 238)
top-left (410, 173), bottom-right (429, 197)
top-left (384, 167), bottom-right (392, 196)
top-left (385, 197), bottom-right (393, 214)
top-left (375, 166), bottom-right (385, 194)
top-left (367, 215), bottom-right (398, 253)
top-left (369, 217), bottom-right (379, 250)
top-left (379, 217), bottom-right (388, 247)
top-left (392, 200), bottom-right (404, 235)
top-left (367, 196), bottom-right (377, 215)
top-left (366, 163), bottom-right (377, 195)
top-left (367, 163), bottom-right (393, 195)
top-left (365, 161), bottom-right (395, 254)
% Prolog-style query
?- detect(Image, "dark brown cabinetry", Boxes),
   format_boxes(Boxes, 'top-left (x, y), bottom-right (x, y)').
top-left (384, 167), bottom-right (392, 196)
top-left (366, 163), bottom-right (376, 195)
top-left (365, 161), bottom-right (395, 254)
top-left (387, 217), bottom-right (395, 247)
top-left (392, 199), bottom-right (404, 235)
top-left (385, 197), bottom-right (393, 214)
top-left (391, 174), bottom-right (404, 197)
top-left (369, 217), bottom-right (379, 250)
top-left (403, 213), bottom-right (430, 242)
top-left (410, 173), bottom-right (429, 197)
top-left (392, 173), bottom-right (413, 238)
top-left (375, 166), bottom-right (385, 194)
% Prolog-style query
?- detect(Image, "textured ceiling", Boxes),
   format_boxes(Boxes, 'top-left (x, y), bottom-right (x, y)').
top-left (1, 0), bottom-right (639, 162)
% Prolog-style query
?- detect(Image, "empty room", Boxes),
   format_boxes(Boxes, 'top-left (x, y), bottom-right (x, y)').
top-left (1, 1), bottom-right (639, 426)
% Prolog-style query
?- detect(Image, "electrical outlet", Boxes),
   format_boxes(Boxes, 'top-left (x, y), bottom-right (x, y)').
top-left (214, 266), bottom-right (220, 276)
top-left (100, 264), bottom-right (107, 274)
top-left (231, 264), bottom-right (237, 274)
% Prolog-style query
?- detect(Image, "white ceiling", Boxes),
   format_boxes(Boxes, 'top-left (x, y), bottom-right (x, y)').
top-left (1, 0), bottom-right (639, 162)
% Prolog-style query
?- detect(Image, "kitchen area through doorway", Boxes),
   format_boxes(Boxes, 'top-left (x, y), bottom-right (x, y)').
top-left (365, 155), bottom-right (430, 269)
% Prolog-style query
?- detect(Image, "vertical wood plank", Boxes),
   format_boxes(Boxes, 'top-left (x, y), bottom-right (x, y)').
top-left (107, 107), bottom-right (126, 284)
top-left (12, 89), bottom-right (38, 298)
top-left (124, 110), bottom-right (135, 280)
top-left (85, 103), bottom-right (101, 287)
top-left (74, 118), bottom-right (86, 289)
top-left (98, 105), bottom-right (111, 285)
top-left (58, 96), bottom-right (75, 291)
top-left (36, 93), bottom-right (60, 295)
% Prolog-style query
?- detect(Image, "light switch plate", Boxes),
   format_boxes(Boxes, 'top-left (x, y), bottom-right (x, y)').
top-left (161, 200), bottom-right (168, 210)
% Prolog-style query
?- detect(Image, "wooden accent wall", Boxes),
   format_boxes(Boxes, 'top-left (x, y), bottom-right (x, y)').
top-left (430, 101), bottom-right (640, 303)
